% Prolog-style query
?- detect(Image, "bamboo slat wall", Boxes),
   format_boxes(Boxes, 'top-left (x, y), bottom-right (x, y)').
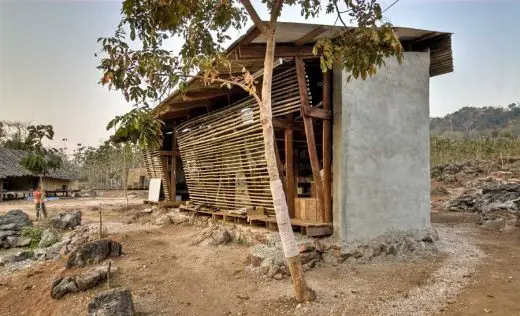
top-left (143, 149), bottom-right (169, 198)
top-left (176, 66), bottom-right (311, 215)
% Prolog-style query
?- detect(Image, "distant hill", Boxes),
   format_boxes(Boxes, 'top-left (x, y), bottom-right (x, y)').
top-left (430, 102), bottom-right (520, 138)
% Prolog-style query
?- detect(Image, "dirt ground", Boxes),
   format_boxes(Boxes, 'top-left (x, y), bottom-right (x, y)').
top-left (0, 193), bottom-right (519, 316)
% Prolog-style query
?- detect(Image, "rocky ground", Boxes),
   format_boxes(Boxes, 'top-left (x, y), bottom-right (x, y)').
top-left (0, 184), bottom-right (518, 315)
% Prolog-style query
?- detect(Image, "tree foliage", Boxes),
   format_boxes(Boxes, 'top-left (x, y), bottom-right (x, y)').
top-left (18, 124), bottom-right (62, 176)
top-left (106, 106), bottom-right (164, 149)
top-left (430, 102), bottom-right (520, 138)
top-left (97, 0), bottom-right (403, 106)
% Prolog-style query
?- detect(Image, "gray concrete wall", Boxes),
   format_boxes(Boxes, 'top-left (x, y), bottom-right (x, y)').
top-left (332, 52), bottom-right (431, 241)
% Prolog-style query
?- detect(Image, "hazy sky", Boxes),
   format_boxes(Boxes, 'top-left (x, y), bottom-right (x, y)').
top-left (1, 0), bottom-right (519, 150)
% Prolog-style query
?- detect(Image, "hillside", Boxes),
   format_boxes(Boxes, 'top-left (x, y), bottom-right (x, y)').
top-left (430, 102), bottom-right (520, 137)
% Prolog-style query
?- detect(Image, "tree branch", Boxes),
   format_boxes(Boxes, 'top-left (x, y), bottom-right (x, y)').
top-left (270, 0), bottom-right (284, 24)
top-left (241, 0), bottom-right (265, 33)
top-left (334, 1), bottom-right (349, 29)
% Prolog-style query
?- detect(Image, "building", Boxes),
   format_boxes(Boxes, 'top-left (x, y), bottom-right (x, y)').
top-left (127, 168), bottom-right (149, 190)
top-left (146, 22), bottom-right (453, 241)
top-left (0, 148), bottom-right (78, 201)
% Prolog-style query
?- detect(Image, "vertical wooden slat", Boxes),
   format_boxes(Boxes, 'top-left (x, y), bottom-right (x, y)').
top-left (285, 125), bottom-right (295, 218)
top-left (295, 57), bottom-right (325, 219)
top-left (322, 71), bottom-right (332, 223)
top-left (171, 124), bottom-right (177, 201)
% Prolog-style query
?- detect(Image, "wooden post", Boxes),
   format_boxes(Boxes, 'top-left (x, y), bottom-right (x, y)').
top-left (322, 71), bottom-right (332, 223)
top-left (285, 121), bottom-right (295, 218)
top-left (295, 57), bottom-right (325, 218)
top-left (171, 124), bottom-right (177, 202)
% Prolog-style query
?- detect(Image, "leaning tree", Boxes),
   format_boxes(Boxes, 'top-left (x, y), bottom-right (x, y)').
top-left (98, 0), bottom-right (403, 301)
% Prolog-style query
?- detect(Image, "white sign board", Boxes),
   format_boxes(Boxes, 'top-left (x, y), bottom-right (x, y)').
top-left (148, 178), bottom-right (162, 202)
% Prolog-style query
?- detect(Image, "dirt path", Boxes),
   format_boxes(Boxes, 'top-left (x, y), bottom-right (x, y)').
top-left (0, 199), bottom-right (519, 315)
top-left (432, 212), bottom-right (520, 315)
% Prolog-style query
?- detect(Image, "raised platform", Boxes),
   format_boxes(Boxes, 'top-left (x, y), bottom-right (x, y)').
top-left (178, 204), bottom-right (332, 237)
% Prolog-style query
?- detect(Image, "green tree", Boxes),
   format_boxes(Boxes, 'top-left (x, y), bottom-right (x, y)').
top-left (19, 125), bottom-right (62, 211)
top-left (98, 0), bottom-right (403, 302)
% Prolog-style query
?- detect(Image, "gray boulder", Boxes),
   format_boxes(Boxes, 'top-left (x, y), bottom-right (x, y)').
top-left (51, 265), bottom-right (114, 299)
top-left (51, 276), bottom-right (78, 299)
top-left (39, 228), bottom-right (61, 248)
top-left (0, 250), bottom-right (35, 266)
top-left (0, 210), bottom-right (32, 228)
top-left (6, 236), bottom-right (32, 247)
top-left (66, 239), bottom-right (122, 268)
top-left (49, 211), bottom-right (82, 230)
top-left (88, 288), bottom-right (135, 316)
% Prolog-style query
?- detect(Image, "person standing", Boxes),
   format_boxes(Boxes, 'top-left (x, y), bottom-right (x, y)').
top-left (33, 186), bottom-right (47, 220)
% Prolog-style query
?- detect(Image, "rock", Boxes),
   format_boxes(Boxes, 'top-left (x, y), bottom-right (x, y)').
top-left (39, 229), bottom-right (61, 248)
top-left (481, 218), bottom-right (506, 231)
top-left (273, 273), bottom-right (283, 280)
top-left (0, 230), bottom-right (19, 239)
top-left (51, 266), bottom-right (114, 299)
top-left (75, 266), bottom-right (111, 291)
top-left (51, 276), bottom-right (78, 299)
top-left (6, 236), bottom-right (32, 247)
top-left (66, 239), bottom-right (122, 268)
top-left (88, 288), bottom-right (135, 316)
top-left (210, 229), bottom-right (231, 246)
top-left (49, 211), bottom-right (82, 230)
top-left (300, 251), bottom-right (319, 265)
top-left (0, 210), bottom-right (32, 229)
top-left (167, 213), bottom-right (189, 225)
top-left (0, 250), bottom-right (34, 266)
top-left (152, 214), bottom-right (171, 226)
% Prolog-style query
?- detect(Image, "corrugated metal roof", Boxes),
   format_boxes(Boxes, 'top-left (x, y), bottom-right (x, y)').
top-left (0, 148), bottom-right (77, 180)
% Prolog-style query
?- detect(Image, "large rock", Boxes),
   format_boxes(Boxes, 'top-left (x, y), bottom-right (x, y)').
top-left (49, 211), bottom-right (82, 230)
top-left (6, 236), bottom-right (32, 247)
top-left (0, 210), bottom-right (32, 229)
top-left (66, 239), bottom-right (122, 268)
top-left (0, 250), bottom-right (35, 266)
top-left (51, 265), bottom-right (114, 299)
top-left (39, 228), bottom-right (61, 248)
top-left (88, 288), bottom-right (135, 316)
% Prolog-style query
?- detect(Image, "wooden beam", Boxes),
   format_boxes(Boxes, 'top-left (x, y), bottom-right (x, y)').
top-left (241, 27), bottom-right (262, 45)
top-left (160, 150), bottom-right (180, 156)
top-left (236, 44), bottom-right (314, 59)
top-left (302, 106), bottom-right (332, 120)
top-left (295, 57), bottom-right (325, 217)
top-left (170, 124), bottom-right (177, 202)
top-left (322, 71), bottom-right (332, 223)
top-left (295, 26), bottom-right (328, 45)
top-left (181, 88), bottom-right (239, 102)
top-left (160, 156), bottom-right (171, 201)
top-left (285, 117), bottom-right (295, 218)
top-left (272, 118), bottom-right (305, 131)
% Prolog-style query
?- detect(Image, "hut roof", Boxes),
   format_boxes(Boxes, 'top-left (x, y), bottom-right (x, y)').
top-left (154, 21), bottom-right (453, 120)
top-left (0, 147), bottom-right (77, 180)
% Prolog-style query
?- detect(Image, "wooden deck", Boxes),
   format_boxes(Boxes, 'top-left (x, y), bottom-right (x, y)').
top-left (178, 204), bottom-right (332, 237)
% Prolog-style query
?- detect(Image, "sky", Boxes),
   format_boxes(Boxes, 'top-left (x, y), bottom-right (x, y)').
top-left (0, 0), bottom-right (519, 151)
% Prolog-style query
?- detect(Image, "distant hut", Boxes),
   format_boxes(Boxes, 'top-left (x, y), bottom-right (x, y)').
top-left (0, 148), bottom-right (78, 201)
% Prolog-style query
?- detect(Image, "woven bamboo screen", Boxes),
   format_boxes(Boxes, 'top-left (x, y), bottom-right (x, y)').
top-left (176, 66), bottom-right (310, 214)
top-left (143, 149), bottom-right (169, 198)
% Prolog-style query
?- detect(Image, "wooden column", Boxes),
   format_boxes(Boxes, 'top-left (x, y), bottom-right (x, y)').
top-left (274, 136), bottom-right (289, 207)
top-left (295, 57), bottom-right (325, 219)
top-left (171, 124), bottom-right (177, 202)
top-left (285, 125), bottom-right (295, 218)
top-left (322, 71), bottom-right (332, 223)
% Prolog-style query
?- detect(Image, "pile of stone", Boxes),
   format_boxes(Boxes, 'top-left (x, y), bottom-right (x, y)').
top-left (245, 228), bottom-right (439, 279)
top-left (431, 160), bottom-right (501, 184)
top-left (51, 265), bottom-right (116, 299)
top-left (444, 182), bottom-right (520, 230)
top-left (0, 210), bottom-right (32, 248)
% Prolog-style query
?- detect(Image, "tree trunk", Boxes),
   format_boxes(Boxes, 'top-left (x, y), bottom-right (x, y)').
top-left (259, 26), bottom-right (315, 302)
top-left (123, 146), bottom-right (128, 210)
top-left (39, 175), bottom-right (44, 215)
